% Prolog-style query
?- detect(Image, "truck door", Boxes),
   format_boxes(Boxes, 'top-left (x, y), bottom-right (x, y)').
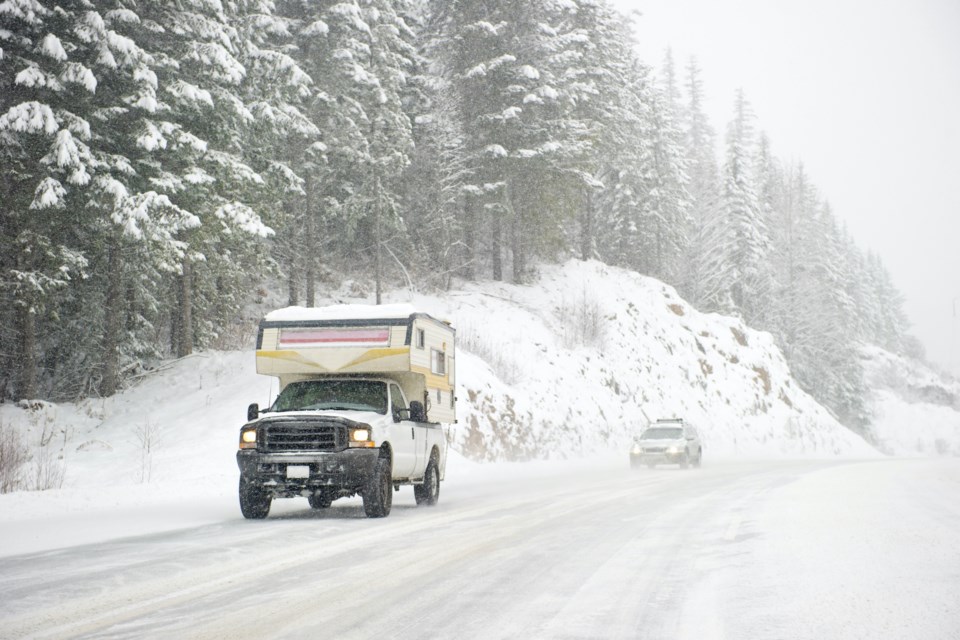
top-left (388, 383), bottom-right (417, 477)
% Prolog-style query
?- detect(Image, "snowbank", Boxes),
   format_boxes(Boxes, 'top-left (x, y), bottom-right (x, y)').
top-left (409, 260), bottom-right (874, 459)
top-left (862, 346), bottom-right (960, 455)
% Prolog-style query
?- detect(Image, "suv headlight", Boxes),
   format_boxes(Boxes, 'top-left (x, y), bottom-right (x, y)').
top-left (239, 427), bottom-right (258, 450)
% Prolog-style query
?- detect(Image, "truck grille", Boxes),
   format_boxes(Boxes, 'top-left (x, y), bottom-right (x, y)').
top-left (262, 420), bottom-right (348, 452)
top-left (643, 447), bottom-right (667, 454)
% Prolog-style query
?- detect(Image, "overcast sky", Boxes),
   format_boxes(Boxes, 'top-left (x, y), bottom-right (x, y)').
top-left (612, 0), bottom-right (960, 374)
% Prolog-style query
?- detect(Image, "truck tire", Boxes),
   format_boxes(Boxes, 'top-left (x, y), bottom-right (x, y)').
top-left (693, 449), bottom-right (703, 468)
top-left (239, 476), bottom-right (271, 519)
top-left (308, 491), bottom-right (333, 509)
top-left (414, 457), bottom-right (440, 506)
top-left (363, 456), bottom-right (392, 518)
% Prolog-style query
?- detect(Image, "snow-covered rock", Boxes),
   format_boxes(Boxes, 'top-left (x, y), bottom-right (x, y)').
top-left (862, 345), bottom-right (960, 456)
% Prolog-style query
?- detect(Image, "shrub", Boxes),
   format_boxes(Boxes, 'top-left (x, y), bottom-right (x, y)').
top-left (0, 422), bottom-right (30, 494)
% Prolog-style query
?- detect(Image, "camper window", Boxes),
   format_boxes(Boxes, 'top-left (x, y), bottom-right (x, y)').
top-left (416, 328), bottom-right (425, 349)
top-left (431, 349), bottom-right (446, 375)
top-left (271, 380), bottom-right (388, 414)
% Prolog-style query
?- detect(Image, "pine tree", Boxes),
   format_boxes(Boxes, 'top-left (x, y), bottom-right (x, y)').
top-left (0, 0), bottom-right (149, 398)
top-left (677, 57), bottom-right (720, 308)
top-left (430, 0), bottom-right (584, 282)
top-left (700, 89), bottom-right (772, 322)
top-left (642, 48), bottom-right (690, 283)
top-left (399, 4), bottom-right (470, 288)
top-left (87, 0), bottom-right (274, 391)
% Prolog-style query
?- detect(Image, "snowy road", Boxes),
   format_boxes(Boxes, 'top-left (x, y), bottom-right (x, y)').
top-left (1, 457), bottom-right (958, 639)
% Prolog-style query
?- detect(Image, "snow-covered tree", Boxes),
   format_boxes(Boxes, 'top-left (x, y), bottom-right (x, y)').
top-left (700, 89), bottom-right (772, 322)
top-left (641, 48), bottom-right (690, 283)
top-left (677, 57), bottom-right (720, 308)
top-left (430, 0), bottom-right (588, 282)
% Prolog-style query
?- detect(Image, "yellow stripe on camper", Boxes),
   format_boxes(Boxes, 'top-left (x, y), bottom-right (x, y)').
top-left (411, 365), bottom-right (453, 392)
top-left (256, 350), bottom-right (332, 372)
top-left (344, 347), bottom-right (410, 370)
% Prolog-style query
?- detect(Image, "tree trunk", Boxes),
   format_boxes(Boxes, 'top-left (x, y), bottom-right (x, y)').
top-left (655, 214), bottom-right (664, 279)
top-left (287, 252), bottom-right (299, 306)
top-left (463, 193), bottom-right (476, 281)
top-left (100, 241), bottom-right (122, 396)
top-left (375, 177), bottom-right (383, 305)
top-left (580, 187), bottom-right (594, 261)
top-left (508, 181), bottom-right (524, 283)
top-left (511, 216), bottom-right (523, 284)
top-left (492, 182), bottom-right (502, 282)
top-left (177, 255), bottom-right (193, 358)
top-left (305, 183), bottom-right (316, 307)
top-left (17, 302), bottom-right (37, 400)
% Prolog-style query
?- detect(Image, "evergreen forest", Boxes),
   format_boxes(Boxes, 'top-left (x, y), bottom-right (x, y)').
top-left (0, 0), bottom-right (917, 435)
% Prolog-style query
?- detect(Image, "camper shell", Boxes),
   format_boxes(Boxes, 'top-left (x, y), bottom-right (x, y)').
top-left (255, 303), bottom-right (456, 424)
top-left (236, 304), bottom-right (454, 519)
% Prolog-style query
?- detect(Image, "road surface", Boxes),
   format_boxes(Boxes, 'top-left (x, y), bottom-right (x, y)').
top-left (1, 457), bottom-right (958, 639)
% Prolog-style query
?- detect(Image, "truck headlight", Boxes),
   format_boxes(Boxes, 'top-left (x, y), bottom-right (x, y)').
top-left (349, 427), bottom-right (376, 448)
top-left (667, 445), bottom-right (681, 454)
top-left (239, 428), bottom-right (257, 450)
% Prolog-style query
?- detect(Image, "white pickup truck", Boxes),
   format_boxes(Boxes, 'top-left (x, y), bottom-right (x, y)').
top-left (236, 304), bottom-right (454, 518)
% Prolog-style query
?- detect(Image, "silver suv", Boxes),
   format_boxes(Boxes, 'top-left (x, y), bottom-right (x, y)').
top-left (630, 419), bottom-right (703, 469)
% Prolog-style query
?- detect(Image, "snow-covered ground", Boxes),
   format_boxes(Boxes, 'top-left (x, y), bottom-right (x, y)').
top-left (2, 456), bottom-right (958, 639)
top-left (2, 259), bottom-right (960, 638)
top-left (6, 259), bottom-right (958, 554)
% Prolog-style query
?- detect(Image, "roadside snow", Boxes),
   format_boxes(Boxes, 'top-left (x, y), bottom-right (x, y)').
top-left (680, 458), bottom-right (960, 640)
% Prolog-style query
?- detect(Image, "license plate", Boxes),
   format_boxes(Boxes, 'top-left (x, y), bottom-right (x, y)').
top-left (286, 465), bottom-right (310, 479)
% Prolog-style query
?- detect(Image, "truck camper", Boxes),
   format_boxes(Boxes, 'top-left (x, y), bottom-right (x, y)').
top-left (236, 303), bottom-right (454, 518)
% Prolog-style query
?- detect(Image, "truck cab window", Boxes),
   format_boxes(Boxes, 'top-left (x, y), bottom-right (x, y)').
top-left (389, 383), bottom-right (406, 416)
top-left (272, 380), bottom-right (388, 414)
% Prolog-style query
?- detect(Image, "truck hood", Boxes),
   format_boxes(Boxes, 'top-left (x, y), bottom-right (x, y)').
top-left (635, 438), bottom-right (685, 447)
top-left (257, 409), bottom-right (389, 426)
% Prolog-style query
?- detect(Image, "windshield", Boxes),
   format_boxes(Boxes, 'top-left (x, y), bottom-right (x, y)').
top-left (640, 427), bottom-right (684, 440)
top-left (271, 380), bottom-right (388, 414)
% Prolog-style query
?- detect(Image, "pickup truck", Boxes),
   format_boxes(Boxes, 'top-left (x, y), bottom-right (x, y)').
top-left (236, 304), bottom-right (454, 518)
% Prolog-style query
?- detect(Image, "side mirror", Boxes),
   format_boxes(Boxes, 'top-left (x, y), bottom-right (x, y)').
top-left (247, 403), bottom-right (260, 422)
top-left (409, 400), bottom-right (426, 423)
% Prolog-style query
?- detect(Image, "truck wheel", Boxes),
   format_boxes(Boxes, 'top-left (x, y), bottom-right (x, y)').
top-left (308, 491), bottom-right (333, 509)
top-left (363, 456), bottom-right (392, 518)
top-left (414, 458), bottom-right (440, 506)
top-left (239, 476), bottom-right (271, 519)
top-left (693, 449), bottom-right (703, 468)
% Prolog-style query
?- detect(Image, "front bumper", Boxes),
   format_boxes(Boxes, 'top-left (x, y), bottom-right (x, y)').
top-left (630, 451), bottom-right (686, 465)
top-left (237, 449), bottom-right (379, 497)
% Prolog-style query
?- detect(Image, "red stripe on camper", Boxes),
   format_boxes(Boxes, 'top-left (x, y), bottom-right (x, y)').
top-left (278, 327), bottom-right (390, 347)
